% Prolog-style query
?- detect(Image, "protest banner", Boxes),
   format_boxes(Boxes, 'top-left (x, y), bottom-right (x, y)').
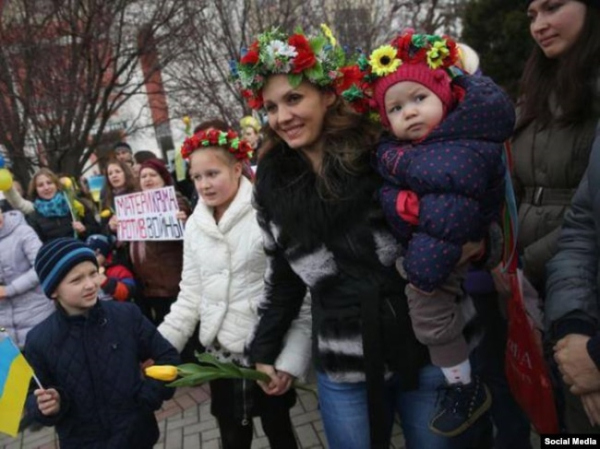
top-left (114, 186), bottom-right (184, 241)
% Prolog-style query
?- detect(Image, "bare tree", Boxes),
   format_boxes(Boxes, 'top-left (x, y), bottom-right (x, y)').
top-left (0, 0), bottom-right (197, 183)
top-left (164, 0), bottom-right (321, 128)
top-left (166, 0), bottom-right (464, 132)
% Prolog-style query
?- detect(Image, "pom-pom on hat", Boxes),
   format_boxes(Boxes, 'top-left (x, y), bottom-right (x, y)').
top-left (140, 158), bottom-right (173, 187)
top-left (35, 237), bottom-right (98, 298)
top-left (86, 234), bottom-right (112, 258)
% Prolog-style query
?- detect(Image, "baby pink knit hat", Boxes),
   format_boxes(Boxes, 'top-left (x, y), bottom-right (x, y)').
top-left (372, 62), bottom-right (455, 127)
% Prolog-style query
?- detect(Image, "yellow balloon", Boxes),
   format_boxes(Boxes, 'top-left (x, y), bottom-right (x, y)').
top-left (0, 169), bottom-right (13, 191)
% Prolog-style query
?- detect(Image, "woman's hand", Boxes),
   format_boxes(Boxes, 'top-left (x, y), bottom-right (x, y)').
top-left (554, 334), bottom-right (600, 395)
top-left (176, 210), bottom-right (188, 223)
top-left (108, 216), bottom-right (119, 232)
top-left (0, 286), bottom-right (6, 299)
top-left (581, 392), bottom-right (600, 427)
top-left (72, 221), bottom-right (86, 234)
top-left (255, 363), bottom-right (293, 396)
top-left (35, 388), bottom-right (61, 416)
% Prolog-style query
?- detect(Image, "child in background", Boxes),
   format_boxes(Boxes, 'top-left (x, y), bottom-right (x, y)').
top-left (355, 31), bottom-right (515, 436)
top-left (86, 233), bottom-right (136, 302)
top-left (158, 129), bottom-right (311, 449)
top-left (25, 237), bottom-right (179, 448)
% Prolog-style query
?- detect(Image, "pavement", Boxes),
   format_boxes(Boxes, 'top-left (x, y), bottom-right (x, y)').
top-left (0, 384), bottom-right (542, 449)
top-left (0, 384), bottom-right (407, 449)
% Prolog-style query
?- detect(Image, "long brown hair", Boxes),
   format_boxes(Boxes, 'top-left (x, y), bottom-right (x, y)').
top-left (28, 168), bottom-right (62, 200)
top-left (260, 94), bottom-right (381, 199)
top-left (518, 4), bottom-right (600, 127)
top-left (103, 158), bottom-right (138, 210)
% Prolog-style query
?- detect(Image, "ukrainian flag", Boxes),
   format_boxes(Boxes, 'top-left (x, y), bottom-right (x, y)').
top-left (0, 332), bottom-right (33, 437)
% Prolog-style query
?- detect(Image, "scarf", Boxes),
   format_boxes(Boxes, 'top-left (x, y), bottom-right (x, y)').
top-left (34, 193), bottom-right (72, 218)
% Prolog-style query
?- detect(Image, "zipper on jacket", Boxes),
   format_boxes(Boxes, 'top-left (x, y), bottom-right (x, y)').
top-left (241, 378), bottom-right (249, 425)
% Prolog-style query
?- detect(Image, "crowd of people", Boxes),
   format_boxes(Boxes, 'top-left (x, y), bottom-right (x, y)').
top-left (0, 0), bottom-right (599, 447)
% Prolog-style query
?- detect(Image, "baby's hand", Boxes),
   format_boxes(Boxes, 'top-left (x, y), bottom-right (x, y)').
top-left (35, 388), bottom-right (61, 416)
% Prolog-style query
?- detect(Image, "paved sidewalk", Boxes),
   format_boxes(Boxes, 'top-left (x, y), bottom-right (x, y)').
top-left (1, 384), bottom-right (541, 449)
top-left (1, 385), bottom-right (402, 449)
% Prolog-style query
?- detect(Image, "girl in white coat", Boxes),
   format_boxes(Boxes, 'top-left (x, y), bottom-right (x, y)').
top-left (158, 128), bottom-right (311, 449)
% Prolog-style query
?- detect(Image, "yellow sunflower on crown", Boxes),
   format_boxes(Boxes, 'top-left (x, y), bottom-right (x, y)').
top-left (369, 45), bottom-right (402, 77)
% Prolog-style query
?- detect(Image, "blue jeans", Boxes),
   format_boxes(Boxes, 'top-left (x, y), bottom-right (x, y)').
top-left (317, 364), bottom-right (488, 449)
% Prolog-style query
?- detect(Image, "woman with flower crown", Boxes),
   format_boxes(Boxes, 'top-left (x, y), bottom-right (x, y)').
top-left (232, 26), bottom-right (488, 448)
top-left (157, 128), bottom-right (311, 449)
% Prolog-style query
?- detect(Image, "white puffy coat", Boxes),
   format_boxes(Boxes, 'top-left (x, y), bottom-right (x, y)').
top-left (158, 176), bottom-right (311, 378)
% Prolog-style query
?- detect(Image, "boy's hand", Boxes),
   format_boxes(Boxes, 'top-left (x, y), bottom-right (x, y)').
top-left (35, 388), bottom-right (61, 416)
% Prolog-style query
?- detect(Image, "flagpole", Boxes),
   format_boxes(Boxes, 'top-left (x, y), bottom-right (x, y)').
top-left (0, 327), bottom-right (43, 389)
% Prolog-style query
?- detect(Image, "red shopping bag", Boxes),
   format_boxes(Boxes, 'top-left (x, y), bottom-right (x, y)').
top-left (504, 270), bottom-right (559, 434)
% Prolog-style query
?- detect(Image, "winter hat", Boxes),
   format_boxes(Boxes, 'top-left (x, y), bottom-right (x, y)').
top-left (35, 237), bottom-right (98, 298)
top-left (113, 142), bottom-right (132, 153)
top-left (140, 158), bottom-right (173, 186)
top-left (342, 31), bottom-right (460, 127)
top-left (86, 234), bottom-right (112, 258)
top-left (372, 63), bottom-right (455, 126)
top-left (368, 32), bottom-right (460, 127)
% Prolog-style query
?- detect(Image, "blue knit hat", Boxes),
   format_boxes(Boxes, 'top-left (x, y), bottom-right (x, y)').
top-left (86, 234), bottom-right (112, 258)
top-left (35, 238), bottom-right (98, 298)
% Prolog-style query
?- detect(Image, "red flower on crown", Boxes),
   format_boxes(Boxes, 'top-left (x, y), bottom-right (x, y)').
top-left (180, 129), bottom-right (253, 161)
top-left (242, 89), bottom-right (264, 110)
top-left (241, 41), bottom-right (260, 65)
top-left (288, 34), bottom-right (317, 74)
top-left (392, 32), bottom-right (414, 61)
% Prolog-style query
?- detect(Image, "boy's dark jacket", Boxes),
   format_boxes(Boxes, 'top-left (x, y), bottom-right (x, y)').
top-left (24, 300), bottom-right (179, 449)
top-left (375, 75), bottom-right (515, 292)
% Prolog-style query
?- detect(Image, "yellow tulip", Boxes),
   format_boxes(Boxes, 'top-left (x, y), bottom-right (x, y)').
top-left (0, 169), bottom-right (13, 191)
top-left (144, 365), bottom-right (178, 382)
top-left (182, 116), bottom-right (191, 126)
top-left (60, 177), bottom-right (73, 189)
top-left (100, 209), bottom-right (112, 218)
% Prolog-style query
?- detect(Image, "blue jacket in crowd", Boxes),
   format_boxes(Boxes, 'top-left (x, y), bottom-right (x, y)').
top-left (375, 75), bottom-right (515, 292)
top-left (24, 300), bottom-right (179, 449)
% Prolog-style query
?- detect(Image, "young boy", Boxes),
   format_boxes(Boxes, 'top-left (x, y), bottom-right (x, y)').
top-left (360, 31), bottom-right (515, 436)
top-left (25, 237), bottom-right (179, 448)
top-left (86, 234), bottom-right (137, 302)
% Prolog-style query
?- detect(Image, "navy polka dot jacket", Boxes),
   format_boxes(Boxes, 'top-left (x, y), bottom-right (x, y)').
top-left (374, 75), bottom-right (516, 292)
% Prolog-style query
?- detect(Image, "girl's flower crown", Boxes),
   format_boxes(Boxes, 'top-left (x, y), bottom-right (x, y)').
top-left (232, 24), bottom-right (364, 111)
top-left (180, 129), bottom-right (253, 162)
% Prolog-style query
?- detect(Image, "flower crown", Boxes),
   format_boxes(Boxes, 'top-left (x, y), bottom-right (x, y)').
top-left (180, 129), bottom-right (253, 162)
top-left (365, 31), bottom-right (459, 79)
top-left (232, 24), bottom-right (358, 110)
top-left (341, 31), bottom-right (460, 115)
